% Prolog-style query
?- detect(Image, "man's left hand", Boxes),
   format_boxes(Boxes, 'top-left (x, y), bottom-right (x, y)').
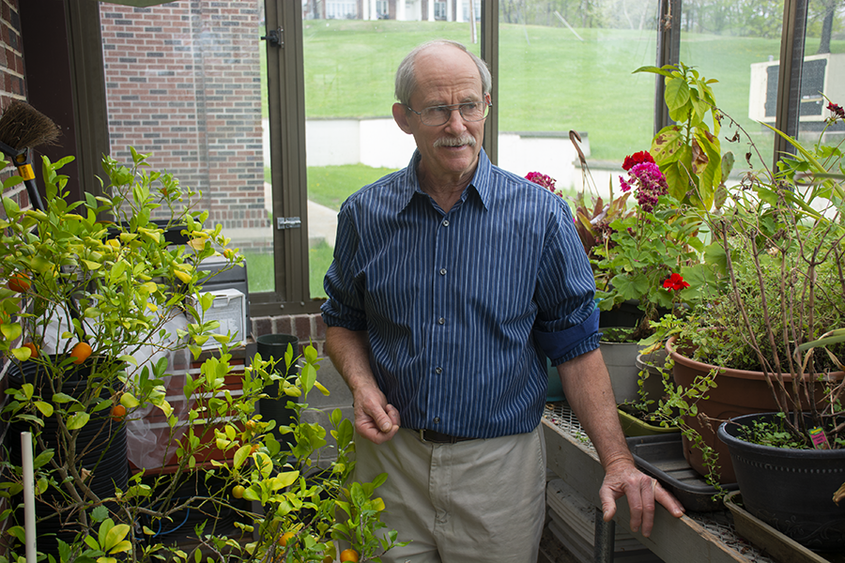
top-left (598, 459), bottom-right (685, 537)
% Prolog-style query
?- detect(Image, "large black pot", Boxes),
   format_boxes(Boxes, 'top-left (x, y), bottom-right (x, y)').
top-left (718, 412), bottom-right (845, 552)
top-left (5, 357), bottom-right (129, 556)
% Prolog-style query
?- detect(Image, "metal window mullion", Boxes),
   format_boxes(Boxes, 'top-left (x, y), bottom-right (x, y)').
top-left (654, 0), bottom-right (682, 135)
top-left (480, 0), bottom-right (498, 165)
top-left (261, 0), bottom-right (312, 315)
top-left (774, 0), bottom-right (809, 167)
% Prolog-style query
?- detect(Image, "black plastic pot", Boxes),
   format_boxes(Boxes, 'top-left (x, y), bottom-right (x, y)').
top-left (256, 334), bottom-right (299, 440)
top-left (718, 412), bottom-right (845, 552)
top-left (5, 357), bottom-right (129, 556)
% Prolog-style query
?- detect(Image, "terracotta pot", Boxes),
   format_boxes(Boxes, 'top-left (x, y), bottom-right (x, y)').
top-left (666, 337), bottom-right (843, 484)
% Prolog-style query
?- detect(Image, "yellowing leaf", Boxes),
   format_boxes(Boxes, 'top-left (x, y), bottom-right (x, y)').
top-left (173, 270), bottom-right (192, 284)
top-left (120, 393), bottom-right (140, 409)
top-left (67, 412), bottom-right (90, 430)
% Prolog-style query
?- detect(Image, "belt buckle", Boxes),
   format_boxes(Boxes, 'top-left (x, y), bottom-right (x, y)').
top-left (418, 429), bottom-right (430, 443)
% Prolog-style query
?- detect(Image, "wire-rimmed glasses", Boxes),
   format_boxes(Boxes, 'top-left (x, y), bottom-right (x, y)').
top-left (405, 100), bottom-right (492, 127)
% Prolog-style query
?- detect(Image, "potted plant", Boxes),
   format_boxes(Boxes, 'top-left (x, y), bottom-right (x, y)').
top-left (645, 95), bottom-right (845, 549)
top-left (0, 151), bottom-right (402, 562)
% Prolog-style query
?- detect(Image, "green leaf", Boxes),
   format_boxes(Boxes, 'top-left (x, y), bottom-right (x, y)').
top-left (67, 411), bottom-right (91, 430)
top-left (664, 77), bottom-right (691, 120)
top-left (233, 444), bottom-right (251, 469)
top-left (33, 401), bottom-right (53, 417)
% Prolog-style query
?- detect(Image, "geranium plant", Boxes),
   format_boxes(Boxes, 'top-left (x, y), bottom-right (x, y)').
top-left (591, 150), bottom-right (705, 340)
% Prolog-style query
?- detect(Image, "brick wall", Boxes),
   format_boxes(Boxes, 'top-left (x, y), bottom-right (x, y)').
top-left (251, 312), bottom-right (328, 357)
top-left (100, 1), bottom-right (269, 235)
top-left (0, 0), bottom-right (23, 108)
top-left (0, 0), bottom-right (26, 209)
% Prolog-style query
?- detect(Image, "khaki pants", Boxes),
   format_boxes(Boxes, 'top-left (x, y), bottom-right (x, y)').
top-left (353, 425), bottom-right (546, 563)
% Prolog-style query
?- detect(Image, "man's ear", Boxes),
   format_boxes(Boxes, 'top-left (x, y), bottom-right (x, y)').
top-left (393, 103), bottom-right (413, 134)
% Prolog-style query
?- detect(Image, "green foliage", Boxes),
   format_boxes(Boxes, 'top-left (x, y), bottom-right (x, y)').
top-left (0, 152), bottom-right (402, 562)
top-left (593, 190), bottom-right (704, 340)
top-left (736, 413), bottom-right (809, 449)
top-left (635, 63), bottom-right (733, 211)
top-left (644, 90), bottom-right (845, 451)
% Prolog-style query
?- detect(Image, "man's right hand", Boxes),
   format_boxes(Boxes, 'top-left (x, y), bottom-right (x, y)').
top-left (324, 326), bottom-right (400, 444)
top-left (353, 386), bottom-right (400, 444)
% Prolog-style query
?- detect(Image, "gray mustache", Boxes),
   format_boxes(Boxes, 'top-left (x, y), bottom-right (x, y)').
top-left (434, 135), bottom-right (476, 148)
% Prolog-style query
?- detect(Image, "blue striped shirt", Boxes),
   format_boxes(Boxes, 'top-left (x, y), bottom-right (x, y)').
top-left (321, 149), bottom-right (600, 438)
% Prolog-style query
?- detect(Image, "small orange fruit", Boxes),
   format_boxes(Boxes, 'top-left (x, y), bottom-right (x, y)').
top-left (22, 342), bottom-right (37, 359)
top-left (70, 342), bottom-right (92, 365)
top-left (7, 272), bottom-right (30, 293)
top-left (322, 556), bottom-right (333, 563)
top-left (279, 531), bottom-right (295, 546)
top-left (339, 549), bottom-right (359, 562)
top-left (232, 485), bottom-right (245, 499)
top-left (111, 404), bottom-right (127, 420)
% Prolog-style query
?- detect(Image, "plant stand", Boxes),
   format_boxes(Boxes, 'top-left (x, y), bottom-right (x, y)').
top-left (724, 492), bottom-right (845, 563)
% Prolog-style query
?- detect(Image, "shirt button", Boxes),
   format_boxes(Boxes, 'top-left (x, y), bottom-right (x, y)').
top-left (442, 220), bottom-right (449, 227)
top-left (433, 417), bottom-right (441, 424)
top-left (439, 268), bottom-right (447, 276)
top-left (435, 367), bottom-right (443, 374)
top-left (438, 317), bottom-right (445, 325)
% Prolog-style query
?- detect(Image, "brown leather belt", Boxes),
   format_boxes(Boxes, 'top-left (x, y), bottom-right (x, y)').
top-left (412, 428), bottom-right (475, 444)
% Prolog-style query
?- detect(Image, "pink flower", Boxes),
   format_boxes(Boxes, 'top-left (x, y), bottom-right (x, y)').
top-left (618, 158), bottom-right (668, 213)
top-left (526, 171), bottom-right (557, 192)
top-left (622, 151), bottom-right (655, 171)
top-left (662, 273), bottom-right (690, 291)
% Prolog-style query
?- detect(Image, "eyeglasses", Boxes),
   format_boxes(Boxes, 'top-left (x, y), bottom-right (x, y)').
top-left (405, 100), bottom-right (491, 127)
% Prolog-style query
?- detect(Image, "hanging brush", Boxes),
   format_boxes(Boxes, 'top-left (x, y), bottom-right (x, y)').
top-left (0, 100), bottom-right (62, 211)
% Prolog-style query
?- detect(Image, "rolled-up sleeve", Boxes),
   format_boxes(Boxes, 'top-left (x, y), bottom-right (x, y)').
top-left (321, 203), bottom-right (368, 331)
top-left (533, 203), bottom-right (600, 365)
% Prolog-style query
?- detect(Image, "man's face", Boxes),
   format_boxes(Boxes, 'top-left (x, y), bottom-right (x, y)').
top-left (394, 45), bottom-right (487, 186)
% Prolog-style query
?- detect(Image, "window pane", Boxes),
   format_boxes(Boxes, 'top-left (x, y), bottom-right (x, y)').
top-left (498, 0), bottom-right (660, 199)
top-left (302, 8), bottom-right (483, 298)
top-left (805, 0), bottom-right (845, 137)
top-left (679, 0), bottom-right (785, 175)
top-left (100, 1), bottom-right (272, 292)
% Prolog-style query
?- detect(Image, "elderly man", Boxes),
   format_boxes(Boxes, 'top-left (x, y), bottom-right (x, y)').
top-left (321, 39), bottom-right (684, 562)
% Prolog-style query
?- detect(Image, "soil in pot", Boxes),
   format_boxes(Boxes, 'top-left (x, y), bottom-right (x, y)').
top-left (718, 413), bottom-right (845, 552)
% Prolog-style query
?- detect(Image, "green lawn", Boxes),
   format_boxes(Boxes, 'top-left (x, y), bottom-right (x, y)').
top-left (259, 21), bottom-right (843, 163)
top-left (254, 21), bottom-right (844, 297)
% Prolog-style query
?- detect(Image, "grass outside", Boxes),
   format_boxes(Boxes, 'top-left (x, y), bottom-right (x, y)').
top-left (260, 20), bottom-right (843, 162)
top-left (254, 21), bottom-right (844, 297)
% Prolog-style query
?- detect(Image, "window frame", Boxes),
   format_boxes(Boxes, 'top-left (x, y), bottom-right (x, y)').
top-left (68, 0), bottom-right (812, 317)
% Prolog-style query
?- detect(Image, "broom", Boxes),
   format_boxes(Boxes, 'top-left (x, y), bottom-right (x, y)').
top-left (0, 100), bottom-right (62, 211)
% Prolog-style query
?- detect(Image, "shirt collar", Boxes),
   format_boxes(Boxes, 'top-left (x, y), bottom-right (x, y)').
top-left (398, 148), bottom-right (493, 212)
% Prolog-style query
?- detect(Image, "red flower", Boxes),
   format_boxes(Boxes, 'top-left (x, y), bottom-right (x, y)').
top-left (828, 102), bottom-right (845, 120)
top-left (662, 273), bottom-right (690, 291)
top-left (622, 150), bottom-right (655, 171)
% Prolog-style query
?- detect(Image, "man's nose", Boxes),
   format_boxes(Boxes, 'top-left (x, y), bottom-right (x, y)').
top-left (444, 107), bottom-right (466, 131)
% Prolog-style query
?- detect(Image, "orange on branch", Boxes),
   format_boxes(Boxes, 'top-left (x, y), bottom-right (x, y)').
top-left (70, 342), bottom-right (92, 364)
top-left (339, 549), bottom-right (359, 562)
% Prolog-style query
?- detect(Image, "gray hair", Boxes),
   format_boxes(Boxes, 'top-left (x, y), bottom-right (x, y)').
top-left (394, 40), bottom-right (491, 106)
